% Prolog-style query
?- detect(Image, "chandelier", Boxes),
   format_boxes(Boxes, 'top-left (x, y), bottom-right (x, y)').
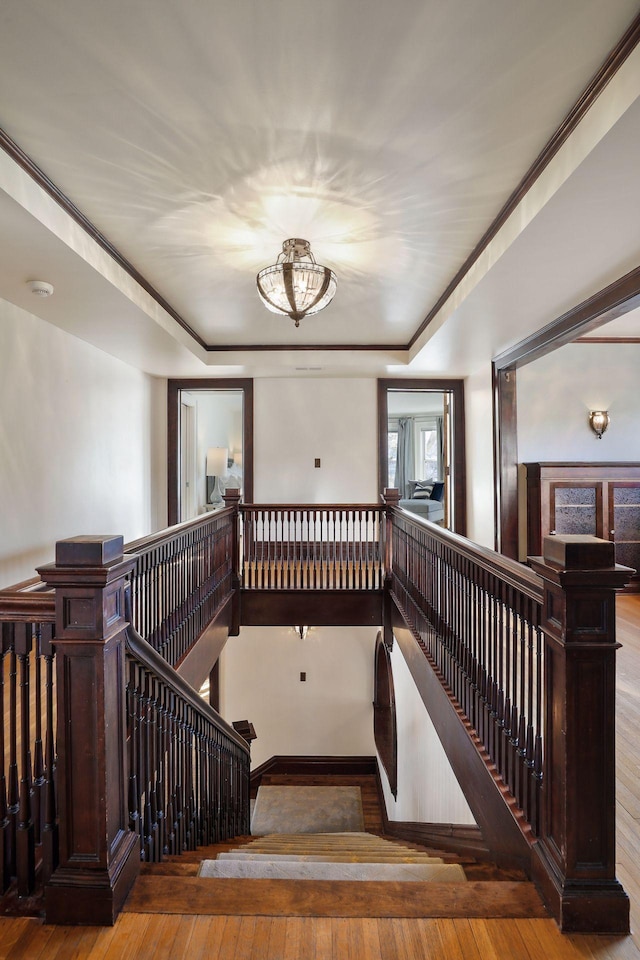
top-left (256, 239), bottom-right (337, 327)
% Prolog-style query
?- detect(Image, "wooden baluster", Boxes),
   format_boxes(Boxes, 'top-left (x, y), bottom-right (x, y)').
top-left (7, 630), bottom-right (18, 880)
top-left (0, 627), bottom-right (10, 893)
top-left (127, 659), bottom-right (142, 851)
top-left (40, 622), bottom-right (58, 883)
top-left (32, 626), bottom-right (45, 847)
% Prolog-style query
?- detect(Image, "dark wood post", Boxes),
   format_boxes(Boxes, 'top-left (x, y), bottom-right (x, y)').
top-left (382, 488), bottom-right (400, 648)
top-left (529, 534), bottom-right (634, 933)
top-left (37, 536), bottom-right (140, 925)
top-left (223, 488), bottom-right (242, 636)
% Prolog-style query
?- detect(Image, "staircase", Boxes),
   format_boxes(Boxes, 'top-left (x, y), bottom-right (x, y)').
top-left (123, 778), bottom-right (547, 920)
top-left (198, 833), bottom-right (467, 882)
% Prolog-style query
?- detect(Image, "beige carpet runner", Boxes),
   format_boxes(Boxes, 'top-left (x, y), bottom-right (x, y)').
top-left (199, 832), bottom-right (466, 882)
top-left (250, 785), bottom-right (365, 834)
top-left (201, 787), bottom-right (465, 883)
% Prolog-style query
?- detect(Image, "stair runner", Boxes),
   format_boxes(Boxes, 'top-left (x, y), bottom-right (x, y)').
top-left (198, 832), bottom-right (467, 882)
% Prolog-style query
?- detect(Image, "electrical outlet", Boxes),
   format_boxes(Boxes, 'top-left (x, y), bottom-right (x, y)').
top-left (300, 672), bottom-right (306, 682)
top-left (315, 458), bottom-right (321, 468)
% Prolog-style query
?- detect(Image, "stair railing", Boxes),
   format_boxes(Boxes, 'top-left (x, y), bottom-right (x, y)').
top-left (383, 489), bottom-right (634, 933)
top-left (0, 512), bottom-right (249, 924)
top-left (239, 503), bottom-right (386, 590)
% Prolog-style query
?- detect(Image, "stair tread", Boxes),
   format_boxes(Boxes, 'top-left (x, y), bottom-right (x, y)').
top-left (218, 852), bottom-right (444, 863)
top-left (198, 860), bottom-right (466, 882)
top-left (124, 876), bottom-right (548, 919)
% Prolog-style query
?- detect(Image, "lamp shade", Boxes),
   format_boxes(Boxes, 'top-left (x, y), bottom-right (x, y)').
top-left (257, 239), bottom-right (337, 327)
top-left (206, 447), bottom-right (228, 476)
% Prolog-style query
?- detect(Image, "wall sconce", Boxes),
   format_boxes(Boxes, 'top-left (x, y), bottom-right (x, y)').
top-left (206, 446), bottom-right (228, 503)
top-left (588, 410), bottom-right (610, 440)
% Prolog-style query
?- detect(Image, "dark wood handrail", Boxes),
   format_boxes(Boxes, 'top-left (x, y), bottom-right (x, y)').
top-left (124, 612), bottom-right (250, 758)
top-left (125, 506), bottom-right (234, 553)
top-left (393, 504), bottom-right (543, 602)
top-left (240, 502), bottom-right (386, 511)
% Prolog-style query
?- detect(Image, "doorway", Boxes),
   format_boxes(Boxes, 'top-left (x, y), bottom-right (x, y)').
top-left (378, 379), bottom-right (466, 535)
top-left (168, 379), bottom-right (254, 526)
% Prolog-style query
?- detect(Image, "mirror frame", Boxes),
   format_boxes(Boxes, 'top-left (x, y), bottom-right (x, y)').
top-left (377, 378), bottom-right (466, 536)
top-left (168, 378), bottom-right (254, 526)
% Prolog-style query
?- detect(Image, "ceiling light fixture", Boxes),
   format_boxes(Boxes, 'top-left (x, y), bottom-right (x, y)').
top-left (256, 239), bottom-right (337, 327)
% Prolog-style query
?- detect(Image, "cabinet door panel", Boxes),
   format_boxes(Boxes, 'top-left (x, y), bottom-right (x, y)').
top-left (550, 483), bottom-right (602, 538)
top-left (610, 483), bottom-right (640, 573)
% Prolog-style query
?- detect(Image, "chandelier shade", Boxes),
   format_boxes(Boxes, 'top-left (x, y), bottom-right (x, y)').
top-left (256, 239), bottom-right (337, 327)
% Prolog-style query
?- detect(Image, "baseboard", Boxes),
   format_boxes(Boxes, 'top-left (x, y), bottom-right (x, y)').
top-left (250, 755), bottom-right (377, 797)
top-left (374, 759), bottom-right (491, 860)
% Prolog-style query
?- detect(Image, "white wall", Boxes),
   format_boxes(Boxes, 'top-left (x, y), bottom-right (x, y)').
top-left (219, 626), bottom-right (377, 770)
top-left (464, 367), bottom-right (495, 548)
top-left (517, 342), bottom-right (640, 462)
top-left (254, 378), bottom-right (379, 503)
top-left (378, 639), bottom-right (475, 825)
top-left (0, 298), bottom-right (166, 587)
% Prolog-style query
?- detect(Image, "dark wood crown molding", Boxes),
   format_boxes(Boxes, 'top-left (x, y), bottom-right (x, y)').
top-left (3, 11), bottom-right (639, 358)
top-left (493, 262), bottom-right (640, 370)
top-left (0, 125), bottom-right (209, 351)
top-left (410, 11), bottom-right (640, 350)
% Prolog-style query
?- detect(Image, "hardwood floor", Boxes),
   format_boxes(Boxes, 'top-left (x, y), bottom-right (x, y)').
top-left (2, 596), bottom-right (640, 958)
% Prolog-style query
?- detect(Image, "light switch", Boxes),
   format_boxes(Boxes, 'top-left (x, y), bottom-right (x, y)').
top-left (315, 458), bottom-right (321, 468)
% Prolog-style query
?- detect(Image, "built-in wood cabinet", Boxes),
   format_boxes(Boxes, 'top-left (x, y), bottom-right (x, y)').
top-left (524, 462), bottom-right (640, 591)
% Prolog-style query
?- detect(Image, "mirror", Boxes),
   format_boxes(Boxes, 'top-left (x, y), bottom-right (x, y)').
top-left (168, 379), bottom-right (254, 525)
top-left (378, 379), bottom-right (466, 535)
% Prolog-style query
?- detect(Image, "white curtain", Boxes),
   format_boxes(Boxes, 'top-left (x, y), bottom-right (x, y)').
top-left (396, 417), bottom-right (415, 498)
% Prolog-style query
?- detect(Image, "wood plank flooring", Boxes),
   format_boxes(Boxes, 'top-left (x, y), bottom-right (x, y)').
top-left (2, 595), bottom-right (640, 957)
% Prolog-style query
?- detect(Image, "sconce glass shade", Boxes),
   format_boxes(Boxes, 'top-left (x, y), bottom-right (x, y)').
top-left (257, 239), bottom-right (337, 327)
top-left (589, 410), bottom-right (610, 439)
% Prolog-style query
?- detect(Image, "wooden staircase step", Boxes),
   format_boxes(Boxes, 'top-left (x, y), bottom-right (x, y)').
top-left (198, 861), bottom-right (466, 882)
top-left (124, 875), bottom-right (548, 919)
top-left (218, 852), bottom-right (444, 863)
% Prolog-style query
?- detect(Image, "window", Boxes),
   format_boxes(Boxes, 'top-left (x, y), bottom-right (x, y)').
top-left (388, 430), bottom-right (398, 487)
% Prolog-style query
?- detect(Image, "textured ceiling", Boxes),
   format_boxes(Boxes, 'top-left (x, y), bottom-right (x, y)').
top-left (0, 0), bottom-right (639, 371)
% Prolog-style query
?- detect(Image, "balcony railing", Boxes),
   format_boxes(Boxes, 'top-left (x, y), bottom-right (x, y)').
top-left (0, 494), bottom-right (633, 931)
top-left (239, 503), bottom-right (386, 590)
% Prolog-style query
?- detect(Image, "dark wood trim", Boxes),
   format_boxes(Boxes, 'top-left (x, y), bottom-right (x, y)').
top-left (240, 589), bottom-right (383, 628)
top-left (250, 755), bottom-right (377, 797)
top-left (409, 13), bottom-right (640, 349)
top-left (167, 378), bottom-right (254, 526)
top-left (374, 753), bottom-right (490, 858)
top-left (205, 342), bottom-right (406, 352)
top-left (493, 263), bottom-right (640, 371)
top-left (492, 364), bottom-right (518, 558)
top-left (492, 263), bottom-right (640, 560)
top-left (575, 337), bottom-right (640, 344)
top-left (377, 379), bottom-right (467, 537)
top-left (0, 126), bottom-right (209, 352)
top-left (373, 634), bottom-right (398, 799)
top-left (390, 599), bottom-right (533, 871)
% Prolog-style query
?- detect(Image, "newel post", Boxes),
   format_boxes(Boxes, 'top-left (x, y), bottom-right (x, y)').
top-left (529, 535), bottom-right (634, 933)
top-left (224, 488), bottom-right (242, 636)
top-left (37, 536), bottom-right (140, 925)
top-left (382, 488), bottom-right (400, 648)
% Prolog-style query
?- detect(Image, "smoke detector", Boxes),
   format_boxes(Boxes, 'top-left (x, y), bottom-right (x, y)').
top-left (27, 280), bottom-right (54, 297)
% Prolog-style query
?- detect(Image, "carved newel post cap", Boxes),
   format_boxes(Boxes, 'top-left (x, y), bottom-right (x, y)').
top-left (55, 535), bottom-right (125, 567)
top-left (383, 487), bottom-right (400, 505)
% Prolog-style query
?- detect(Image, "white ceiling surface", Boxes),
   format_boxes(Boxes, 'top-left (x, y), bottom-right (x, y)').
top-left (0, 0), bottom-right (639, 377)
